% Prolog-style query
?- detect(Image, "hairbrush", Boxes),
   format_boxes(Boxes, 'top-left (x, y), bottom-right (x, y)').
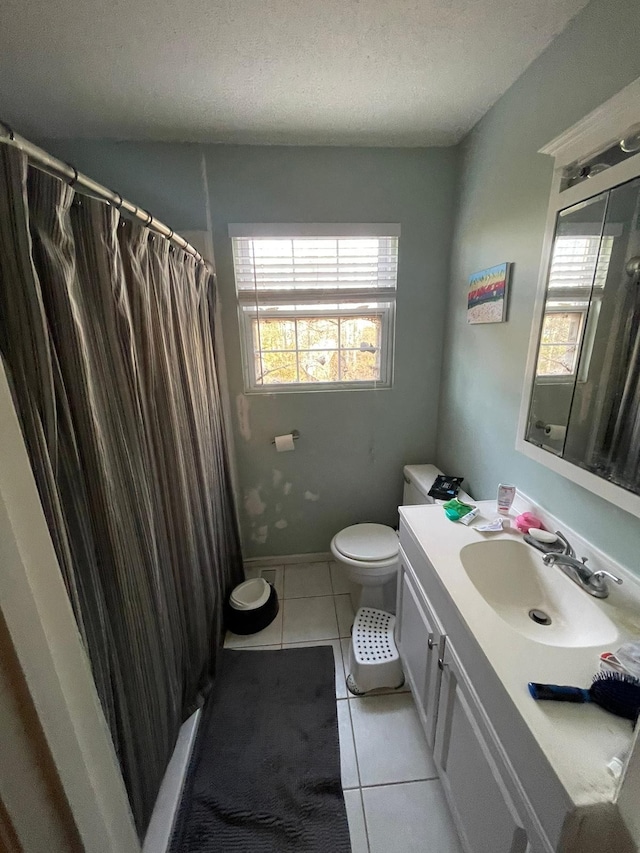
top-left (528, 671), bottom-right (640, 722)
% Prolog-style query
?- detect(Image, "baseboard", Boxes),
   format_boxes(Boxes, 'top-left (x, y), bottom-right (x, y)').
top-left (244, 552), bottom-right (333, 568)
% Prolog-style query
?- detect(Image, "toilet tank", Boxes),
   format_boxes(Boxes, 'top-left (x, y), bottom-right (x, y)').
top-left (402, 464), bottom-right (473, 506)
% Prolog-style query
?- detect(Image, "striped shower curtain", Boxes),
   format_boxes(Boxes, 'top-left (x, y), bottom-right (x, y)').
top-left (0, 146), bottom-right (243, 834)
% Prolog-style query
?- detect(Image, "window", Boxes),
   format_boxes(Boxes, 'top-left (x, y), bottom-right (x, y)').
top-left (537, 310), bottom-right (585, 376)
top-left (230, 224), bottom-right (399, 391)
top-left (535, 234), bottom-right (613, 378)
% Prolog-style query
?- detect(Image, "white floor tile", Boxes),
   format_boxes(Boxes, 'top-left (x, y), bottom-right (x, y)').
top-left (343, 789), bottom-right (369, 853)
top-left (349, 693), bottom-right (437, 786)
top-left (330, 561), bottom-right (351, 595)
top-left (283, 562), bottom-right (332, 598)
top-left (224, 610), bottom-right (282, 648)
top-left (341, 638), bottom-right (410, 696)
top-left (282, 596), bottom-right (339, 643)
top-left (283, 639), bottom-right (347, 699)
top-left (337, 699), bottom-right (360, 789)
top-left (245, 564), bottom-right (284, 597)
top-left (335, 594), bottom-right (355, 637)
top-left (362, 780), bottom-right (463, 853)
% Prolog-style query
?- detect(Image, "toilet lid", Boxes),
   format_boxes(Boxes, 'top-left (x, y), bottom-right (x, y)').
top-left (334, 523), bottom-right (398, 562)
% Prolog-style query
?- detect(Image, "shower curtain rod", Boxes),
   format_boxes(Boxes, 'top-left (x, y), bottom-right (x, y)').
top-left (0, 121), bottom-right (214, 274)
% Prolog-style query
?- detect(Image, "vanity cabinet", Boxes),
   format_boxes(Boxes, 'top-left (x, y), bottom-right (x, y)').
top-left (396, 543), bottom-right (548, 853)
top-left (395, 560), bottom-right (444, 746)
top-left (396, 505), bottom-right (637, 853)
top-left (435, 642), bottom-right (530, 853)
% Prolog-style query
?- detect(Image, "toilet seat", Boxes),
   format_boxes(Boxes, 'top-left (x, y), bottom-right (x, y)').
top-left (229, 578), bottom-right (271, 611)
top-left (331, 523), bottom-right (399, 569)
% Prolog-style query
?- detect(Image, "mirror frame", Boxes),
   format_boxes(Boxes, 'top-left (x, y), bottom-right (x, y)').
top-left (516, 76), bottom-right (640, 519)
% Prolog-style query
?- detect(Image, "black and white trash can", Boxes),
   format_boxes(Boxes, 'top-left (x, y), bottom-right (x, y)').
top-left (225, 578), bottom-right (279, 635)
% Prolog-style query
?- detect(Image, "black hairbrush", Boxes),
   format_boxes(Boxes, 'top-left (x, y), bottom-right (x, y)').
top-left (528, 672), bottom-right (640, 722)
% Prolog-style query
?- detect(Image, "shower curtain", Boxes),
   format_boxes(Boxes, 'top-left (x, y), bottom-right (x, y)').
top-left (0, 146), bottom-right (243, 834)
top-left (592, 273), bottom-right (640, 489)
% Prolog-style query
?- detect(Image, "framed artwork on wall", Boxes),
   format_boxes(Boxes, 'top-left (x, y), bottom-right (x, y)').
top-left (467, 262), bottom-right (512, 324)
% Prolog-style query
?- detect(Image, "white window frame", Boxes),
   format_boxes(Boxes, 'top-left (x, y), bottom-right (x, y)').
top-left (229, 224), bottom-right (399, 393)
top-left (516, 76), bottom-right (640, 519)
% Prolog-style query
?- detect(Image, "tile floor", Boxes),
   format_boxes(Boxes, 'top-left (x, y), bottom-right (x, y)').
top-left (224, 560), bottom-right (464, 853)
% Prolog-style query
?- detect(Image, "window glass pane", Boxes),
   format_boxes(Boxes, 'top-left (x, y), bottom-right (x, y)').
top-left (256, 352), bottom-right (299, 384)
top-left (248, 310), bottom-right (389, 387)
top-left (540, 312), bottom-right (582, 345)
top-left (299, 350), bottom-right (340, 383)
top-left (340, 350), bottom-right (379, 382)
top-left (297, 318), bottom-right (339, 350)
top-left (537, 344), bottom-right (578, 376)
top-left (340, 316), bottom-right (381, 349)
top-left (253, 318), bottom-right (296, 351)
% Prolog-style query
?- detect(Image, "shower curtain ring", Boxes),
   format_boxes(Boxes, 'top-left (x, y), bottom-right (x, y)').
top-left (4, 122), bottom-right (15, 141)
top-left (112, 191), bottom-right (123, 210)
top-left (142, 209), bottom-right (153, 227)
top-left (65, 164), bottom-right (79, 187)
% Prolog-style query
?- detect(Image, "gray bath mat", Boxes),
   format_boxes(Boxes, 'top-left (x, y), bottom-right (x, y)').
top-left (170, 647), bottom-right (351, 852)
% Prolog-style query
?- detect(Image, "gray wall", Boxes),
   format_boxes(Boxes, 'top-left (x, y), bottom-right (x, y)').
top-left (37, 140), bottom-right (458, 558)
top-left (206, 146), bottom-right (458, 557)
top-left (33, 140), bottom-right (210, 231)
top-left (436, 0), bottom-right (640, 571)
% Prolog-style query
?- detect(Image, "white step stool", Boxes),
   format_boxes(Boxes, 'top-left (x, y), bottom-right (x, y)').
top-left (346, 607), bottom-right (404, 695)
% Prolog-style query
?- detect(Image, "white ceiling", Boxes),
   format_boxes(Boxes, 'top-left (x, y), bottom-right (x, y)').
top-left (0, 0), bottom-right (589, 146)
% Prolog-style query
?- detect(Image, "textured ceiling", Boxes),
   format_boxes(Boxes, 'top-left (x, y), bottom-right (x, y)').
top-left (0, 0), bottom-right (589, 146)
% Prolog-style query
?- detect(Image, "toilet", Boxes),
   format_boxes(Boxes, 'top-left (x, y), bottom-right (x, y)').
top-left (330, 464), bottom-right (473, 613)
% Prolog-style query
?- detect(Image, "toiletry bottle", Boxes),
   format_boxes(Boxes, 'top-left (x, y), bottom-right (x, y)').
top-left (497, 483), bottom-right (516, 515)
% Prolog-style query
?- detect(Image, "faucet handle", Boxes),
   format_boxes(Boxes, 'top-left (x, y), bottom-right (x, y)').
top-left (591, 569), bottom-right (623, 586)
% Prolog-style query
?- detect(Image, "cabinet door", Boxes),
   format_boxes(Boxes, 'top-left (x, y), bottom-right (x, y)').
top-left (396, 564), bottom-right (443, 746)
top-left (434, 646), bottom-right (529, 853)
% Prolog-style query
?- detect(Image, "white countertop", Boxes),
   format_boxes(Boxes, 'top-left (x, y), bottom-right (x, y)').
top-left (399, 501), bottom-right (640, 809)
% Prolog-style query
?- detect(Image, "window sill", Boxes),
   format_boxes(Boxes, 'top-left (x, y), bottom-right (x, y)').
top-left (243, 380), bottom-right (393, 394)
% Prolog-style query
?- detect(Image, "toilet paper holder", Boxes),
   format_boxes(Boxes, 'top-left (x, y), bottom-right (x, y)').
top-left (271, 429), bottom-right (300, 445)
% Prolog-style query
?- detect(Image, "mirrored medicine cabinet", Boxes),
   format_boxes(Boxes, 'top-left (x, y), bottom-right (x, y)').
top-left (518, 79), bottom-right (640, 518)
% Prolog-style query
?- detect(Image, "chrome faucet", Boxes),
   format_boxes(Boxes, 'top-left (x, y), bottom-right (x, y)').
top-left (542, 531), bottom-right (623, 599)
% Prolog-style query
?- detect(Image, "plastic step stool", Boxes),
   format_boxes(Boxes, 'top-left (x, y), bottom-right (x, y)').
top-left (346, 607), bottom-right (404, 695)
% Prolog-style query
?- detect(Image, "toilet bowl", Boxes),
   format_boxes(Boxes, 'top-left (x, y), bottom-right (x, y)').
top-left (330, 523), bottom-right (399, 611)
top-left (331, 464), bottom-right (475, 614)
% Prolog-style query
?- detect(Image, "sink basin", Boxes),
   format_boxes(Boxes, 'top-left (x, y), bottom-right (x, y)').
top-left (459, 540), bottom-right (619, 648)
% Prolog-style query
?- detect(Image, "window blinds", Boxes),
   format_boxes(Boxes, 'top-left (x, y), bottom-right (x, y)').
top-left (548, 235), bottom-right (614, 297)
top-left (230, 225), bottom-right (400, 305)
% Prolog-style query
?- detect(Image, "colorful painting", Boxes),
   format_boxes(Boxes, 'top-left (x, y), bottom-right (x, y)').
top-left (467, 263), bottom-right (511, 324)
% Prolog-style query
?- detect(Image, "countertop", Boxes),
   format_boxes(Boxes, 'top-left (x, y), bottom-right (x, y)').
top-left (399, 500), bottom-right (640, 809)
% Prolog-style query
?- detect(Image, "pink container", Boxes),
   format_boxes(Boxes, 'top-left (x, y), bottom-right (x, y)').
top-left (514, 512), bottom-right (544, 534)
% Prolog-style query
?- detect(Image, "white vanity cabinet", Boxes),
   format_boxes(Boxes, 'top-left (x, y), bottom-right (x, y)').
top-left (395, 558), bottom-right (444, 746)
top-left (434, 641), bottom-right (531, 853)
top-left (396, 505), bottom-right (638, 853)
top-left (396, 539), bottom-right (551, 853)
